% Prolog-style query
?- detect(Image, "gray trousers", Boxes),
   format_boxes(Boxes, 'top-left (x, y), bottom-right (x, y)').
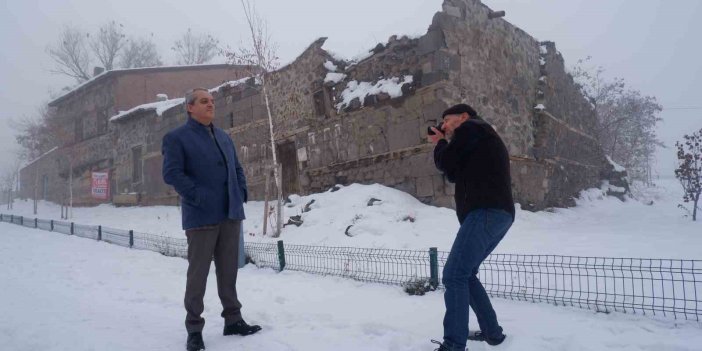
top-left (184, 219), bottom-right (243, 333)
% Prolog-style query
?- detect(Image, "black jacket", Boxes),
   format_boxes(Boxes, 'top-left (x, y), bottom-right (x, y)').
top-left (434, 118), bottom-right (515, 223)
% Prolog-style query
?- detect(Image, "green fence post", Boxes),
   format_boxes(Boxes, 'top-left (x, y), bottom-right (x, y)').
top-left (34, 218), bottom-right (37, 228)
top-left (129, 230), bottom-right (134, 248)
top-left (429, 247), bottom-right (439, 289)
top-left (97, 225), bottom-right (102, 241)
top-left (277, 240), bottom-right (286, 272)
top-left (70, 222), bottom-right (74, 235)
top-left (50, 220), bottom-right (54, 231)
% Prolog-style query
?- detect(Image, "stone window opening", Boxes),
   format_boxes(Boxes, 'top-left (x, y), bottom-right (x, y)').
top-left (42, 175), bottom-right (49, 200)
top-left (97, 108), bottom-right (109, 135)
top-left (132, 146), bottom-right (143, 184)
top-left (241, 145), bottom-right (249, 162)
top-left (74, 119), bottom-right (83, 143)
top-left (313, 89), bottom-right (332, 118)
top-left (229, 112), bottom-right (235, 129)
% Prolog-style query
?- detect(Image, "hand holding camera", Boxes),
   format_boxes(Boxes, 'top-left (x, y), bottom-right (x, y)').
top-left (427, 122), bottom-right (445, 144)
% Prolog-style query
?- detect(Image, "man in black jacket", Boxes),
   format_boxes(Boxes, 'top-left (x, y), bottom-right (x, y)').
top-left (428, 104), bottom-right (514, 351)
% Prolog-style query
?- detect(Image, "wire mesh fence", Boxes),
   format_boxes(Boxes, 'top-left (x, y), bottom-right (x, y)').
top-left (73, 224), bottom-right (98, 240)
top-left (101, 227), bottom-right (132, 248)
top-left (469, 254), bottom-right (702, 321)
top-left (1, 212), bottom-right (700, 321)
top-left (133, 231), bottom-right (187, 258)
top-left (53, 220), bottom-right (72, 235)
top-left (244, 242), bottom-right (279, 270)
top-left (37, 219), bottom-right (52, 231)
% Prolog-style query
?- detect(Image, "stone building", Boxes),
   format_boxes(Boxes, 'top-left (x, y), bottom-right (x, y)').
top-left (107, 0), bottom-right (624, 212)
top-left (23, 0), bottom-right (625, 212)
top-left (19, 64), bottom-right (252, 205)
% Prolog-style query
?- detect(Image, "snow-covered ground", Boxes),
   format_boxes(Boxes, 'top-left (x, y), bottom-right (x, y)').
top-left (4, 178), bottom-right (700, 258)
top-left (1, 223), bottom-right (700, 351)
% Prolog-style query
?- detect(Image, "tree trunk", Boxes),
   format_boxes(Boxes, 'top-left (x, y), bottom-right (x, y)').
top-left (261, 78), bottom-right (283, 237)
top-left (263, 166), bottom-right (270, 236)
top-left (693, 193), bottom-right (700, 222)
top-left (69, 158), bottom-right (73, 219)
top-left (33, 169), bottom-right (38, 215)
top-left (276, 163), bottom-right (284, 236)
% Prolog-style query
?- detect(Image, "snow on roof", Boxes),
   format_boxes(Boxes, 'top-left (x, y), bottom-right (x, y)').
top-left (335, 75), bottom-right (413, 111)
top-left (606, 156), bottom-right (626, 172)
top-left (22, 147), bottom-right (59, 169)
top-left (207, 76), bottom-right (260, 93)
top-left (539, 43), bottom-right (549, 55)
top-left (109, 77), bottom-right (260, 123)
top-left (48, 64), bottom-right (244, 107)
top-left (324, 72), bottom-right (347, 84)
top-left (109, 98), bottom-right (184, 123)
top-left (323, 60), bottom-right (338, 72)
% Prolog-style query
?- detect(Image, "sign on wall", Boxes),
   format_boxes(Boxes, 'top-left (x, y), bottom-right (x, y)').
top-left (91, 171), bottom-right (110, 200)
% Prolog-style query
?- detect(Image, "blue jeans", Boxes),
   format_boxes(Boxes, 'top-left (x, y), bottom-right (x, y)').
top-left (442, 209), bottom-right (513, 350)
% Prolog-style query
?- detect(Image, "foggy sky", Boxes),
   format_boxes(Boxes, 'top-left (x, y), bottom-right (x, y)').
top-left (1, 0), bottom-right (700, 179)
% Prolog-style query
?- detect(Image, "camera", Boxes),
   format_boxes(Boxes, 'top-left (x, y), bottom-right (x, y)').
top-left (427, 122), bottom-right (444, 136)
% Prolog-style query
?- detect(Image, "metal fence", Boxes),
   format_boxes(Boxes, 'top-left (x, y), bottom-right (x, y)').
top-left (1, 213), bottom-right (700, 321)
top-left (470, 254), bottom-right (700, 321)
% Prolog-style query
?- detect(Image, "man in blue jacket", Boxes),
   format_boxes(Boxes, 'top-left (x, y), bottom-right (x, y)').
top-left (162, 87), bottom-right (261, 351)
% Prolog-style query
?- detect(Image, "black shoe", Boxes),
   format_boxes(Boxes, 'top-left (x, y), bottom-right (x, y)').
top-left (186, 332), bottom-right (205, 351)
top-left (467, 331), bottom-right (506, 346)
top-left (430, 339), bottom-right (459, 351)
top-left (223, 320), bottom-right (262, 336)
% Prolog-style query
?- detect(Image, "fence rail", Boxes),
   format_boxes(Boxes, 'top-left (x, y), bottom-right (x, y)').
top-left (1, 213), bottom-right (700, 321)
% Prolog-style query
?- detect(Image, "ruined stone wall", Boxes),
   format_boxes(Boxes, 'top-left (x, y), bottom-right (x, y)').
top-left (527, 40), bottom-right (607, 207)
top-left (438, 0), bottom-right (541, 157)
top-left (19, 138), bottom-right (114, 207)
top-left (34, 0), bottom-right (614, 213)
top-left (51, 77), bottom-right (117, 143)
top-left (19, 149), bottom-right (65, 205)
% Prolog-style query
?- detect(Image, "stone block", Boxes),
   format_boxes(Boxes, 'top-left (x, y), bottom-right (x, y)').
top-left (114, 193), bottom-right (139, 206)
top-left (417, 29), bottom-right (446, 56)
top-left (416, 176), bottom-right (434, 197)
top-left (442, 4), bottom-right (463, 18)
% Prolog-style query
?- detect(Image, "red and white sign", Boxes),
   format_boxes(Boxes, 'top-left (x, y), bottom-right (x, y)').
top-left (91, 171), bottom-right (110, 200)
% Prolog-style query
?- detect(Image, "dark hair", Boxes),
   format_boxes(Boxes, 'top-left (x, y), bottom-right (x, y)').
top-left (442, 103), bottom-right (477, 118)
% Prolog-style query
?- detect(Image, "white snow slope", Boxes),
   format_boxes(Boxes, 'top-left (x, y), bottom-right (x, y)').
top-left (1, 223), bottom-right (700, 351)
top-left (4, 179), bottom-right (701, 258)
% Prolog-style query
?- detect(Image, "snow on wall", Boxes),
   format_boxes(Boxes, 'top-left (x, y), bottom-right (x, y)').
top-left (335, 76), bottom-right (413, 111)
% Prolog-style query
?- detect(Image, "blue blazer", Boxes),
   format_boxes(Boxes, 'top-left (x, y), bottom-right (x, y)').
top-left (162, 117), bottom-right (247, 230)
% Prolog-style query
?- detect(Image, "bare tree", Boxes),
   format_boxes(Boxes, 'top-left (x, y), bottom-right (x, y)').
top-left (571, 57), bottom-right (663, 184)
top-left (2, 168), bottom-right (16, 209)
top-left (89, 21), bottom-right (127, 71)
top-left (172, 28), bottom-right (220, 65)
top-left (1, 158), bottom-right (23, 210)
top-left (11, 105), bottom-right (57, 161)
top-left (47, 25), bottom-right (92, 83)
top-left (675, 128), bottom-right (702, 221)
top-left (121, 35), bottom-right (163, 68)
top-left (40, 107), bottom-right (77, 218)
top-left (225, 0), bottom-right (283, 236)
top-left (10, 106), bottom-right (59, 215)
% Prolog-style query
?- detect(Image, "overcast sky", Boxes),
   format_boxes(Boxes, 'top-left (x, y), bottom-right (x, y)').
top-left (1, 0), bottom-right (700, 178)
